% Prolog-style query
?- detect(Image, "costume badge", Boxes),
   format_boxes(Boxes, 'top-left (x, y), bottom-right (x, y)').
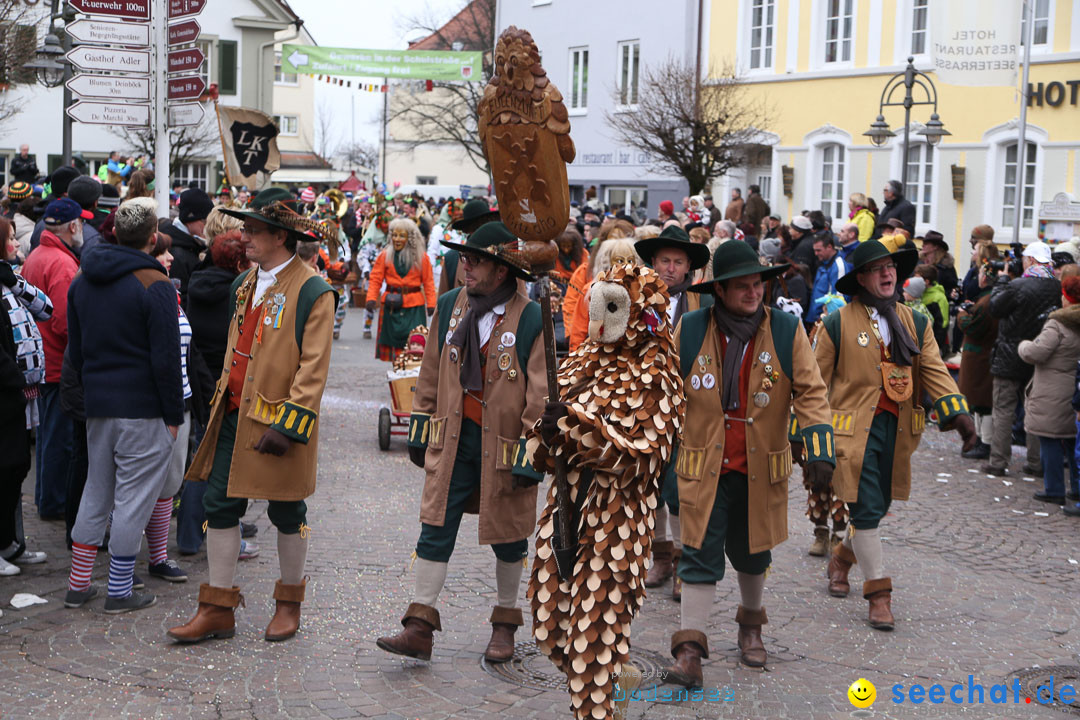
top-left (690, 375), bottom-right (701, 390)
top-left (697, 355), bottom-right (707, 369)
top-left (501, 331), bottom-right (516, 348)
top-left (449, 318), bottom-right (458, 329)
top-left (857, 331), bottom-right (870, 347)
top-left (507, 369), bottom-right (518, 381)
top-left (445, 331), bottom-right (454, 345)
top-left (758, 351), bottom-right (771, 364)
top-left (497, 352), bottom-right (512, 371)
top-left (454, 307), bottom-right (462, 316)
top-left (449, 346), bottom-right (460, 363)
top-left (753, 392), bottom-right (770, 408)
top-left (702, 373), bottom-right (716, 390)
top-left (273, 293), bottom-right (285, 305)
top-left (263, 315), bottom-right (272, 325)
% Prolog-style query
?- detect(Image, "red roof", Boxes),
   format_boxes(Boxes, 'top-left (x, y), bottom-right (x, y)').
top-left (407, 0), bottom-right (492, 52)
top-left (338, 172), bottom-right (363, 192)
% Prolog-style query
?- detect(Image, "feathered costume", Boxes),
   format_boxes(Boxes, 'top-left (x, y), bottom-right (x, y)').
top-left (526, 264), bottom-right (684, 720)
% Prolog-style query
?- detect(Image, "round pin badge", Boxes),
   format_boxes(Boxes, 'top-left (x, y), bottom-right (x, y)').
top-left (507, 369), bottom-right (518, 380)
top-left (501, 331), bottom-right (516, 348)
top-left (702, 373), bottom-right (716, 390)
top-left (690, 375), bottom-right (701, 390)
top-left (449, 318), bottom-right (458, 329)
top-left (857, 331), bottom-right (870, 347)
top-left (759, 351), bottom-right (771, 364)
top-left (449, 347), bottom-right (459, 363)
top-left (497, 352), bottom-right (512, 371)
top-left (445, 331), bottom-right (454, 345)
top-left (263, 316), bottom-right (272, 325)
top-left (753, 392), bottom-right (770, 408)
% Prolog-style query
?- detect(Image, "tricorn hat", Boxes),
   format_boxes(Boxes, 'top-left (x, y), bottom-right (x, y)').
top-left (689, 240), bottom-right (789, 293)
top-left (449, 197), bottom-right (500, 234)
top-left (835, 238), bottom-right (919, 295)
top-left (634, 225), bottom-right (711, 271)
top-left (439, 221), bottom-right (536, 281)
top-left (220, 187), bottom-right (334, 243)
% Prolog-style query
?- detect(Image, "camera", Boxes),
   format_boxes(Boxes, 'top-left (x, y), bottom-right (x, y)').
top-left (987, 260), bottom-right (1006, 273)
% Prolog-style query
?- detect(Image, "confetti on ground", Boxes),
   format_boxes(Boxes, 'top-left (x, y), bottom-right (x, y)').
top-left (1012, 509), bottom-right (1025, 514)
top-left (1069, 559), bottom-right (1078, 565)
top-left (1034, 512), bottom-right (1049, 517)
top-left (994, 497), bottom-right (1001, 502)
top-left (937, 473), bottom-right (952, 478)
top-left (967, 468), bottom-right (980, 474)
top-left (1022, 477), bottom-right (1036, 482)
top-left (1002, 480), bottom-right (1013, 486)
top-left (936, 478), bottom-right (949, 483)
top-left (10, 594), bottom-right (47, 609)
top-left (986, 475), bottom-right (997, 479)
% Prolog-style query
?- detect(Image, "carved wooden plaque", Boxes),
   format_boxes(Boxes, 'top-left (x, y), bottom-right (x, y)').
top-left (478, 26), bottom-right (576, 244)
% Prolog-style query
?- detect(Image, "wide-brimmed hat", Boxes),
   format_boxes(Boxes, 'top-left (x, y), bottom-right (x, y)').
top-left (634, 225), bottom-right (711, 271)
top-left (220, 187), bottom-right (333, 243)
top-left (439, 221), bottom-right (536, 281)
top-left (836, 238), bottom-right (919, 295)
top-left (921, 230), bottom-right (948, 252)
top-left (449, 197), bottom-right (500, 233)
top-left (689, 240), bottom-right (789, 293)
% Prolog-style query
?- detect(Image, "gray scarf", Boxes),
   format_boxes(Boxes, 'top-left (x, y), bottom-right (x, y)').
top-left (857, 288), bottom-right (920, 366)
top-left (668, 275), bottom-right (693, 327)
top-left (449, 274), bottom-right (518, 392)
top-left (711, 303), bottom-right (765, 411)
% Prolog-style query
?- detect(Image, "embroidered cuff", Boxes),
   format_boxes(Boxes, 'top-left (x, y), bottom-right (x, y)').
top-left (407, 412), bottom-right (431, 450)
top-left (788, 413), bottom-right (801, 443)
top-left (799, 423), bottom-right (835, 466)
top-left (272, 401), bottom-right (318, 444)
top-left (511, 436), bottom-right (544, 483)
top-left (934, 394), bottom-right (970, 428)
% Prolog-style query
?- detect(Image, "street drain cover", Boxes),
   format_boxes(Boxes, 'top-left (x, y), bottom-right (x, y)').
top-left (1007, 666), bottom-right (1080, 715)
top-left (482, 640), bottom-right (670, 691)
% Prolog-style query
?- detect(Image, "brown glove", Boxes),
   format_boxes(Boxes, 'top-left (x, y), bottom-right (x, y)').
top-left (790, 441), bottom-right (806, 469)
top-left (254, 428), bottom-right (291, 456)
top-left (408, 445), bottom-right (426, 469)
top-left (365, 300), bottom-right (377, 313)
top-left (540, 401), bottom-right (568, 445)
top-left (804, 461), bottom-right (834, 493)
top-left (952, 413), bottom-right (977, 453)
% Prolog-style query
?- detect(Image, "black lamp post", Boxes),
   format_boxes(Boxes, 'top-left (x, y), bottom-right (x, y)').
top-left (23, 1), bottom-right (74, 167)
top-left (863, 56), bottom-right (950, 189)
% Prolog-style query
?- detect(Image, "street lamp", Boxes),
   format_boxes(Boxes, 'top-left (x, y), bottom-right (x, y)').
top-left (22, 31), bottom-right (65, 88)
top-left (22, 1), bottom-right (75, 167)
top-left (862, 56), bottom-right (950, 188)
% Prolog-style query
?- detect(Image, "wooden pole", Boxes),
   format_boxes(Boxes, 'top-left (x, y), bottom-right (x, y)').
top-left (213, 98), bottom-right (232, 188)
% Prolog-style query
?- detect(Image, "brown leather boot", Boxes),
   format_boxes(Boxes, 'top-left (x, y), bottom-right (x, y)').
top-left (671, 549), bottom-right (683, 601)
top-left (808, 526), bottom-right (829, 556)
top-left (265, 577), bottom-right (306, 642)
top-left (827, 543), bottom-right (857, 598)
top-left (735, 605), bottom-right (768, 667)
top-left (376, 602), bottom-right (440, 661)
top-left (167, 584), bottom-right (243, 644)
top-left (864, 578), bottom-right (894, 631)
top-left (663, 630), bottom-right (707, 688)
top-left (644, 540), bottom-right (674, 588)
top-left (484, 606), bottom-right (522, 663)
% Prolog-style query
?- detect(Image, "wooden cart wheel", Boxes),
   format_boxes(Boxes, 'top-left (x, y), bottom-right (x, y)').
top-left (378, 407), bottom-right (392, 451)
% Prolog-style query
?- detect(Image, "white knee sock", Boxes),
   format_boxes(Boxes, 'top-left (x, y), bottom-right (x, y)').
top-left (654, 506), bottom-right (669, 543)
top-left (842, 526), bottom-right (854, 550)
top-left (851, 527), bottom-right (884, 580)
top-left (413, 557), bottom-right (449, 607)
top-left (277, 531), bottom-right (308, 585)
top-left (680, 582), bottom-right (715, 631)
top-left (669, 512), bottom-right (683, 551)
top-left (495, 558), bottom-right (524, 608)
top-left (736, 572), bottom-right (765, 611)
top-left (207, 526), bottom-right (241, 589)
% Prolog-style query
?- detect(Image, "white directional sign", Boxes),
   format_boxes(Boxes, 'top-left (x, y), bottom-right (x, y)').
top-left (66, 73), bottom-right (150, 100)
top-left (66, 101), bottom-right (150, 127)
top-left (66, 46), bottom-right (150, 74)
top-left (66, 18), bottom-right (150, 46)
top-left (167, 102), bottom-right (205, 127)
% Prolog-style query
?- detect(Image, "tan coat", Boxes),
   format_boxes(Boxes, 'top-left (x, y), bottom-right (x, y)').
top-left (187, 256), bottom-right (336, 502)
top-left (412, 289), bottom-right (546, 544)
top-left (1019, 305), bottom-right (1080, 439)
top-left (674, 308), bottom-right (833, 553)
top-left (813, 299), bottom-right (967, 504)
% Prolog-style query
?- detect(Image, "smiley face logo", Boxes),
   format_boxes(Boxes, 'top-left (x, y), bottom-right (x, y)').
top-left (848, 678), bottom-right (876, 709)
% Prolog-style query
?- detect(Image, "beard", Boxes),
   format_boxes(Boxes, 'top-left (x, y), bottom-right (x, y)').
top-left (70, 226), bottom-right (84, 249)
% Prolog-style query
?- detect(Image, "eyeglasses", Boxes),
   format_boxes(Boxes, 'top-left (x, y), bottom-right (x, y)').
top-left (460, 253), bottom-right (489, 268)
top-left (861, 262), bottom-right (897, 275)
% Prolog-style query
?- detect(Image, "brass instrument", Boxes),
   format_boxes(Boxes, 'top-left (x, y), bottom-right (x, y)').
top-left (324, 188), bottom-right (348, 219)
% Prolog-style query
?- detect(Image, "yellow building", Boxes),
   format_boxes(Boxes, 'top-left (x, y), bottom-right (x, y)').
top-left (706, 0), bottom-right (1080, 262)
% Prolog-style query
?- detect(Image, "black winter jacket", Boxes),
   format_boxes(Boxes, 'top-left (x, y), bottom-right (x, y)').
top-left (162, 223), bottom-right (205, 304)
top-left (989, 273), bottom-right (1061, 380)
top-left (875, 195), bottom-right (916, 236)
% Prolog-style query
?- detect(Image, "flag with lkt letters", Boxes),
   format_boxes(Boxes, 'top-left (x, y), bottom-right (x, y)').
top-left (217, 105), bottom-right (281, 188)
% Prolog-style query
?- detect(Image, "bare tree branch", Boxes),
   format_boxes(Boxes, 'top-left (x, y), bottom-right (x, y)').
top-left (0, 1), bottom-right (53, 135)
top-left (337, 139), bottom-right (378, 170)
top-left (110, 116), bottom-right (220, 177)
top-left (605, 58), bottom-right (772, 194)
top-left (314, 97), bottom-right (338, 164)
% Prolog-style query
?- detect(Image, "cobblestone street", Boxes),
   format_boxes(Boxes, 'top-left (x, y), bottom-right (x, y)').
top-left (2, 306), bottom-right (1079, 720)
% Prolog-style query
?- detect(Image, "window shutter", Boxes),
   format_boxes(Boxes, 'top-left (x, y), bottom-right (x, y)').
top-left (218, 40), bottom-right (238, 95)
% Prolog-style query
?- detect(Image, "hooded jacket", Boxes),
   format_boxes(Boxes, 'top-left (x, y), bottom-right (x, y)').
top-left (67, 243), bottom-right (184, 426)
top-left (162, 221), bottom-right (205, 302)
top-left (20, 230), bottom-right (79, 383)
top-left (1019, 304), bottom-right (1080, 438)
top-left (186, 265), bottom-right (238, 376)
top-left (989, 273), bottom-right (1061, 380)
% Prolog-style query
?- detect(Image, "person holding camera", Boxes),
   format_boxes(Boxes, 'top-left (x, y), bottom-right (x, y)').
top-left (986, 242), bottom-right (1061, 476)
top-left (955, 243), bottom-right (1001, 459)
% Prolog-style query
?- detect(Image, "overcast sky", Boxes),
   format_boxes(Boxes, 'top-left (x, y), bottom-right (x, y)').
top-left (286, 0), bottom-right (465, 154)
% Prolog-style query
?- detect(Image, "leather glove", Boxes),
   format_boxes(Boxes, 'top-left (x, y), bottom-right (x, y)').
top-left (540, 401), bottom-right (569, 445)
top-left (426, 307), bottom-right (435, 320)
top-left (804, 461), bottom-right (834, 493)
top-left (365, 300), bottom-right (377, 313)
top-left (511, 474), bottom-right (541, 490)
top-left (0, 261), bottom-right (17, 289)
top-left (408, 445), bottom-right (426, 469)
top-left (952, 413), bottom-right (977, 453)
top-left (790, 441), bottom-right (806, 469)
top-left (254, 428), bottom-right (291, 456)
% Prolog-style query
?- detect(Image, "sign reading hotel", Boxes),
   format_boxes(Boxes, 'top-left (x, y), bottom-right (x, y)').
top-left (931, 0), bottom-right (1020, 87)
top-left (281, 44), bottom-right (482, 83)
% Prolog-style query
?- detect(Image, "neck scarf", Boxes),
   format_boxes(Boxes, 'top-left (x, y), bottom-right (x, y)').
top-left (1023, 262), bottom-right (1055, 279)
top-left (857, 288), bottom-right (921, 366)
top-left (668, 275), bottom-right (693, 326)
top-left (711, 302), bottom-right (765, 411)
top-left (450, 273), bottom-right (518, 392)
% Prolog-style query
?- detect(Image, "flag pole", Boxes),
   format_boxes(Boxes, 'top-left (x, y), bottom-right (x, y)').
top-left (213, 97), bottom-right (233, 189)
top-left (1012, 0), bottom-right (1034, 248)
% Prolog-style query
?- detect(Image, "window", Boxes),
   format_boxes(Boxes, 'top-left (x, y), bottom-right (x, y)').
top-left (1020, 0), bottom-right (1050, 45)
top-left (273, 114), bottom-right (298, 136)
top-left (218, 40), bottom-right (237, 95)
top-left (416, 176), bottom-right (436, 185)
top-left (905, 143), bottom-right (933, 226)
top-left (1002, 142), bottom-right (1037, 230)
top-left (616, 41), bottom-right (639, 108)
top-left (605, 187), bottom-right (647, 216)
top-left (196, 39), bottom-right (212, 87)
top-left (910, 0), bottom-right (929, 55)
top-left (819, 144), bottom-right (845, 219)
top-left (274, 51), bottom-right (297, 85)
top-left (174, 163), bottom-right (209, 191)
top-left (756, 174), bottom-right (772, 201)
top-left (824, 0), bottom-right (854, 64)
top-left (749, 0), bottom-right (775, 70)
top-left (568, 47), bottom-right (588, 112)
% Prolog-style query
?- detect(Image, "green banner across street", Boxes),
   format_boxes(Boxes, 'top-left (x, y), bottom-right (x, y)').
top-left (281, 44), bottom-right (483, 82)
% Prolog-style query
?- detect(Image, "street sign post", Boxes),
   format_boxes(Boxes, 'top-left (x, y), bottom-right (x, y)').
top-left (167, 102), bottom-right (205, 127)
top-left (69, 0), bottom-right (150, 20)
top-left (168, 0), bottom-right (206, 19)
top-left (66, 101), bottom-right (149, 126)
top-left (167, 75), bottom-right (206, 100)
top-left (167, 20), bottom-right (201, 46)
top-left (67, 46), bottom-right (151, 74)
top-left (167, 47), bottom-right (204, 74)
top-left (66, 73), bottom-right (150, 100)
top-left (66, 18), bottom-right (150, 46)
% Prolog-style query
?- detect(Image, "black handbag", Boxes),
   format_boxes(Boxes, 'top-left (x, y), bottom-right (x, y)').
top-left (384, 292), bottom-right (404, 312)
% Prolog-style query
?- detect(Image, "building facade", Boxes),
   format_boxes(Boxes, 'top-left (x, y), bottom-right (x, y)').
top-left (495, 0), bottom-right (700, 214)
top-left (707, 0), bottom-right (1080, 264)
